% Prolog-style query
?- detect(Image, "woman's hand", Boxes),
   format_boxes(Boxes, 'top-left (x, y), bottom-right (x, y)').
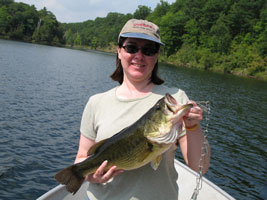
top-left (179, 101), bottom-right (210, 173)
top-left (85, 160), bottom-right (124, 184)
top-left (183, 101), bottom-right (203, 129)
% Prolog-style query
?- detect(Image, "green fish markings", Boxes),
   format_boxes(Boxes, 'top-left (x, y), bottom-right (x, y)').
top-left (54, 93), bottom-right (193, 194)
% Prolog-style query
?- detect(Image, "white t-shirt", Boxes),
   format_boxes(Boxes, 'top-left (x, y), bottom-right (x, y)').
top-left (80, 84), bottom-right (189, 200)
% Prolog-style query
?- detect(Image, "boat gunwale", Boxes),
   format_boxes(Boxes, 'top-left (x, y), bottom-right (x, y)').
top-left (37, 159), bottom-right (236, 200)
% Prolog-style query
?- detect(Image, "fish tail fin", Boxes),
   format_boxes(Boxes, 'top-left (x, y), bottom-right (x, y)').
top-left (54, 165), bottom-right (84, 194)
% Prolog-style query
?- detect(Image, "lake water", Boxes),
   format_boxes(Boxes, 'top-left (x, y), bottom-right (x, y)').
top-left (0, 39), bottom-right (266, 200)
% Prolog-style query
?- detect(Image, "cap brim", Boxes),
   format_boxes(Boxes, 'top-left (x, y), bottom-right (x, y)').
top-left (120, 33), bottom-right (165, 45)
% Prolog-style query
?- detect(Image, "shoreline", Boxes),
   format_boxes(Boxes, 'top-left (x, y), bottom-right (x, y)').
top-left (1, 38), bottom-right (266, 81)
top-left (67, 44), bottom-right (267, 81)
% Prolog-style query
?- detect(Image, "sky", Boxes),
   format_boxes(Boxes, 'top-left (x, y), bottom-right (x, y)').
top-left (15, 0), bottom-right (176, 23)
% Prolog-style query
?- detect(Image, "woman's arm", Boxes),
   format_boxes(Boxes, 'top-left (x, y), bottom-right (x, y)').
top-left (178, 101), bottom-right (210, 174)
top-left (75, 134), bottom-right (96, 164)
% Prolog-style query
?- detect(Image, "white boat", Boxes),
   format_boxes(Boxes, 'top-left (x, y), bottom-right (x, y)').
top-left (37, 159), bottom-right (235, 200)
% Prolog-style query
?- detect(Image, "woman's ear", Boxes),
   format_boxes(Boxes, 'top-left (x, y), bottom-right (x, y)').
top-left (117, 46), bottom-right (122, 60)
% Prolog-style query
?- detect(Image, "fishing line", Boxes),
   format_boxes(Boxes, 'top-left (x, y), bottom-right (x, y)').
top-left (190, 101), bottom-right (211, 200)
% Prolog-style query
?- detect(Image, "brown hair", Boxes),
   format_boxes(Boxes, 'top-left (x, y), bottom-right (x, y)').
top-left (110, 37), bottom-right (164, 85)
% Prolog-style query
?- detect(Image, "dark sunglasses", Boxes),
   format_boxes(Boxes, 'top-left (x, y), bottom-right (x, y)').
top-left (122, 44), bottom-right (159, 56)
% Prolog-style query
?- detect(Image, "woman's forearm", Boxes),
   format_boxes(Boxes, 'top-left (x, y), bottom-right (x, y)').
top-left (179, 125), bottom-right (210, 174)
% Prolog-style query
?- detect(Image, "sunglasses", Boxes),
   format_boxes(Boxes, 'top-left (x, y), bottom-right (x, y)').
top-left (122, 44), bottom-right (159, 56)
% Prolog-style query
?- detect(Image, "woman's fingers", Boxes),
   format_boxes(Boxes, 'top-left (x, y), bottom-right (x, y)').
top-left (94, 160), bottom-right (108, 177)
top-left (184, 101), bottom-right (203, 127)
top-left (86, 160), bottom-right (123, 184)
top-left (102, 165), bottom-right (123, 181)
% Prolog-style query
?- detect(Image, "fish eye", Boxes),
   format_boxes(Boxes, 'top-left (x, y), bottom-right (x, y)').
top-left (156, 103), bottom-right (161, 110)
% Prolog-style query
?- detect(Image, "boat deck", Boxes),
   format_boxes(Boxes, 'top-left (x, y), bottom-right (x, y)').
top-left (37, 160), bottom-right (235, 200)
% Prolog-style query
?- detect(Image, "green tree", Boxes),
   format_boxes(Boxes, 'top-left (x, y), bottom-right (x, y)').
top-left (64, 28), bottom-right (74, 46)
top-left (253, 21), bottom-right (267, 57)
top-left (160, 10), bottom-right (187, 56)
top-left (182, 19), bottom-right (199, 46)
top-left (33, 7), bottom-right (64, 45)
top-left (7, 2), bottom-right (28, 39)
top-left (227, 0), bottom-right (265, 36)
top-left (147, 0), bottom-right (170, 24)
top-left (74, 32), bottom-right (81, 46)
top-left (183, 0), bottom-right (206, 22)
top-left (0, 6), bottom-right (12, 35)
top-left (23, 5), bottom-right (38, 39)
top-left (91, 37), bottom-right (98, 49)
top-left (208, 14), bottom-right (231, 53)
top-left (0, 0), bottom-right (14, 7)
top-left (255, 3), bottom-right (267, 56)
top-left (133, 5), bottom-right (151, 19)
top-left (199, 0), bottom-right (227, 31)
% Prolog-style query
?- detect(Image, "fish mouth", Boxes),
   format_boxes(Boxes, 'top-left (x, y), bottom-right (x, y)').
top-left (148, 95), bottom-right (193, 144)
top-left (164, 93), bottom-right (178, 113)
top-left (178, 103), bottom-right (194, 112)
top-left (164, 93), bottom-right (193, 122)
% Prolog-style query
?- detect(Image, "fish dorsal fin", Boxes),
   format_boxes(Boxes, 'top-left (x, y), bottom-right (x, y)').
top-left (87, 139), bottom-right (107, 156)
top-left (150, 155), bottom-right (162, 170)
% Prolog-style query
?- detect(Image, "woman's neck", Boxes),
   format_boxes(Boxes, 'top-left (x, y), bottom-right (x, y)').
top-left (116, 79), bottom-right (155, 99)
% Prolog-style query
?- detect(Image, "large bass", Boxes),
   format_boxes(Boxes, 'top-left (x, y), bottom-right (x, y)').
top-left (55, 93), bottom-right (193, 194)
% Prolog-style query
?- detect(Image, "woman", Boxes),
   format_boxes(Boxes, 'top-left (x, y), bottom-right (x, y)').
top-left (75, 19), bottom-right (210, 200)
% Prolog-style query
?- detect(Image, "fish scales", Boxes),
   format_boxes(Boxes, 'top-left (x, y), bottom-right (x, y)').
top-left (74, 131), bottom-right (147, 176)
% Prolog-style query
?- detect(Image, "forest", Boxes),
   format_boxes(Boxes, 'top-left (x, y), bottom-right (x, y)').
top-left (0, 0), bottom-right (64, 45)
top-left (0, 0), bottom-right (266, 80)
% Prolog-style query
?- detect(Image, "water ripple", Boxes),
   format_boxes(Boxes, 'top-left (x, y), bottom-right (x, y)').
top-left (1, 40), bottom-right (266, 200)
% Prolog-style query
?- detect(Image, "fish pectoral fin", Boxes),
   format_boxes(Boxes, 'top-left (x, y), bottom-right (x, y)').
top-left (87, 139), bottom-right (107, 156)
top-left (150, 155), bottom-right (162, 170)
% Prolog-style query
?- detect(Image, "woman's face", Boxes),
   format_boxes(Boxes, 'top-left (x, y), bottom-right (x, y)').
top-left (118, 38), bottom-right (159, 84)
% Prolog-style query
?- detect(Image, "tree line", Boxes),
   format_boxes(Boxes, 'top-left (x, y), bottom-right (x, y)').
top-left (0, 0), bottom-right (266, 80)
top-left (0, 0), bottom-right (64, 45)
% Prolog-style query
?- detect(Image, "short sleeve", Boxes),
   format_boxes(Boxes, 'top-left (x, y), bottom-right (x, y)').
top-left (80, 97), bottom-right (97, 140)
top-left (173, 89), bottom-right (189, 105)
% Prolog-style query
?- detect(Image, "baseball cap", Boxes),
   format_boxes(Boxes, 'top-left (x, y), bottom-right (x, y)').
top-left (119, 19), bottom-right (164, 45)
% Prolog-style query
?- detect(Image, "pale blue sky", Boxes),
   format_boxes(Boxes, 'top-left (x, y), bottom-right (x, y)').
top-left (15, 0), bottom-right (176, 23)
